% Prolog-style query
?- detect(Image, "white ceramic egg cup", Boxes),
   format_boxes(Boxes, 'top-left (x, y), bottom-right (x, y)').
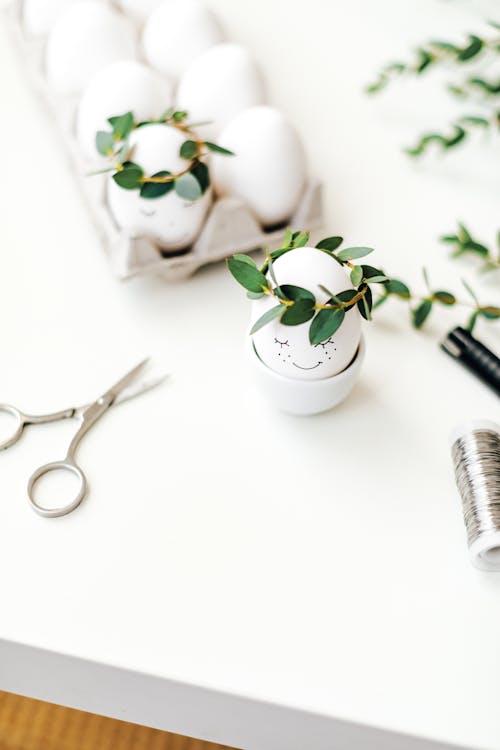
top-left (4, 0), bottom-right (323, 282)
top-left (246, 336), bottom-right (365, 416)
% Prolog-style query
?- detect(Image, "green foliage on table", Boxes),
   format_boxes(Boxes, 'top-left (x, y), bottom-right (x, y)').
top-left (227, 230), bottom-right (500, 343)
top-left (366, 25), bottom-right (500, 157)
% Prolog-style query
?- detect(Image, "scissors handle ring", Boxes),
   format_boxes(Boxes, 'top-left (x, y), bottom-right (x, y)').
top-left (0, 404), bottom-right (25, 451)
top-left (27, 460), bottom-right (87, 518)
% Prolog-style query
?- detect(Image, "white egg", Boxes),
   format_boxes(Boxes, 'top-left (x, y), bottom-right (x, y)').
top-left (115, 0), bottom-right (163, 23)
top-left (76, 61), bottom-right (174, 160)
top-left (212, 106), bottom-right (306, 227)
top-left (251, 247), bottom-right (362, 381)
top-left (22, 0), bottom-right (103, 36)
top-left (107, 123), bottom-right (211, 250)
top-left (176, 43), bottom-right (265, 140)
top-left (45, 2), bottom-right (137, 95)
top-left (142, 0), bottom-right (223, 80)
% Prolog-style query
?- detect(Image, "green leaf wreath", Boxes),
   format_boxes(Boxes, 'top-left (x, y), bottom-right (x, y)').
top-left (227, 230), bottom-right (500, 344)
top-left (91, 108), bottom-right (234, 201)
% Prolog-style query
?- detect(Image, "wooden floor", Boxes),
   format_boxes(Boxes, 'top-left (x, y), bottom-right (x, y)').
top-left (0, 692), bottom-right (237, 750)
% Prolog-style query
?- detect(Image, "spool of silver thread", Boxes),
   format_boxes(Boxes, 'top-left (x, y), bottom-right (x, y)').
top-left (451, 421), bottom-right (500, 571)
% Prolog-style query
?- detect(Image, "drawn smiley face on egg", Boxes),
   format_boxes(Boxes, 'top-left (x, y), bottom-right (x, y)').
top-left (251, 247), bottom-right (362, 381)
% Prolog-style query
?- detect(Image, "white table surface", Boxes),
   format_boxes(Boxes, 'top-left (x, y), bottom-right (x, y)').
top-left (0, 1), bottom-right (499, 749)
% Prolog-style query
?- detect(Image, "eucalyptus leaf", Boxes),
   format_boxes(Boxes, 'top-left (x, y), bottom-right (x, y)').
top-left (292, 232), bottom-right (309, 248)
top-left (433, 290), bottom-right (456, 305)
top-left (227, 257), bottom-right (269, 293)
top-left (107, 112), bottom-right (134, 140)
top-left (204, 141), bottom-right (235, 156)
top-left (247, 291), bottom-right (265, 300)
top-left (336, 289), bottom-right (359, 311)
top-left (175, 172), bottom-right (202, 201)
top-left (281, 298), bottom-right (315, 326)
top-left (140, 171), bottom-right (173, 199)
top-left (250, 305), bottom-right (284, 334)
top-left (173, 110), bottom-right (188, 122)
top-left (337, 246), bottom-right (374, 262)
top-left (479, 306), bottom-right (500, 319)
top-left (357, 285), bottom-right (372, 320)
top-left (279, 285), bottom-right (315, 304)
top-left (350, 265), bottom-right (363, 286)
top-left (457, 35), bottom-right (483, 61)
top-left (361, 265), bottom-right (385, 279)
top-left (384, 279), bottom-right (410, 298)
top-left (467, 310), bottom-right (479, 333)
top-left (112, 163), bottom-right (143, 190)
top-left (180, 140), bottom-right (198, 159)
top-left (309, 308), bottom-right (345, 345)
top-left (412, 299), bottom-right (433, 328)
top-left (96, 131), bottom-right (114, 156)
top-left (234, 254), bottom-right (257, 267)
top-left (190, 161), bottom-right (210, 193)
top-left (315, 236), bottom-right (343, 252)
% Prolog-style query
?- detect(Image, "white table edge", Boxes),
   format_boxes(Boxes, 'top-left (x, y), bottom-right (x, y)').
top-left (0, 638), bottom-right (468, 750)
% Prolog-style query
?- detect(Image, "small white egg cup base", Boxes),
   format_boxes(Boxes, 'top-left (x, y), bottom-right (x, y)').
top-left (247, 336), bottom-right (365, 416)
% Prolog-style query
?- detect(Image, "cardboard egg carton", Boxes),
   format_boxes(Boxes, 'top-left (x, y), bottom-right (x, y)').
top-left (4, 0), bottom-right (323, 281)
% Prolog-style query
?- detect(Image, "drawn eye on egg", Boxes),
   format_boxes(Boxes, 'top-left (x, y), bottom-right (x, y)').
top-left (314, 337), bottom-right (337, 350)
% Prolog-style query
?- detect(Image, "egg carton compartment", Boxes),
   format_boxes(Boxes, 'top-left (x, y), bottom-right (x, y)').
top-left (4, 0), bottom-right (324, 282)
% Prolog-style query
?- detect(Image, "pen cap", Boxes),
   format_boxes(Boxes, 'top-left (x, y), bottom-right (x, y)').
top-left (441, 326), bottom-right (500, 395)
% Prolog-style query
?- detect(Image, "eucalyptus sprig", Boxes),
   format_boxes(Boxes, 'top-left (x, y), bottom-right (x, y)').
top-left (367, 24), bottom-right (500, 157)
top-left (366, 29), bottom-right (499, 94)
top-left (92, 108), bottom-right (234, 201)
top-left (227, 231), bottom-right (500, 343)
top-left (440, 222), bottom-right (500, 273)
top-left (375, 267), bottom-right (500, 333)
top-left (405, 113), bottom-right (498, 157)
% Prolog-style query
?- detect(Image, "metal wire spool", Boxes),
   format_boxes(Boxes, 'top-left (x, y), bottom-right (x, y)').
top-left (451, 421), bottom-right (500, 571)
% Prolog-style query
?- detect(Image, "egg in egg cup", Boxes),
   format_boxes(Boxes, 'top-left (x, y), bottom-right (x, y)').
top-left (228, 232), bottom-right (385, 415)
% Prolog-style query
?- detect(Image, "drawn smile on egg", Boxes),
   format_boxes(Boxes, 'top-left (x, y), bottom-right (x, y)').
top-left (140, 208), bottom-right (156, 217)
top-left (275, 336), bottom-right (337, 370)
top-left (292, 361), bottom-right (322, 370)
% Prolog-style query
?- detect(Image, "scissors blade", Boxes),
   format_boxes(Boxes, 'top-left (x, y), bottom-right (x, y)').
top-left (114, 373), bottom-right (169, 405)
top-left (100, 359), bottom-right (150, 405)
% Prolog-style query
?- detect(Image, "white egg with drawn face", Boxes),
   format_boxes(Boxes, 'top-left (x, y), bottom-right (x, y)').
top-left (176, 43), bottom-right (265, 140)
top-left (107, 123), bottom-right (211, 250)
top-left (142, 0), bottom-right (224, 80)
top-left (45, 2), bottom-right (137, 95)
top-left (251, 247), bottom-right (362, 381)
top-left (76, 61), bottom-right (174, 160)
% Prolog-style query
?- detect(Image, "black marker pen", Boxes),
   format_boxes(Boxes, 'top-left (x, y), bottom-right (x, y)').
top-left (441, 326), bottom-right (500, 397)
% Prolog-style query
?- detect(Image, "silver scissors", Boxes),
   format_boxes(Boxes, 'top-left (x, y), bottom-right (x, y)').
top-left (0, 359), bottom-right (166, 518)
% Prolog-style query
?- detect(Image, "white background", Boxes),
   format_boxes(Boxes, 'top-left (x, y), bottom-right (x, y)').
top-left (0, 1), bottom-right (499, 749)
